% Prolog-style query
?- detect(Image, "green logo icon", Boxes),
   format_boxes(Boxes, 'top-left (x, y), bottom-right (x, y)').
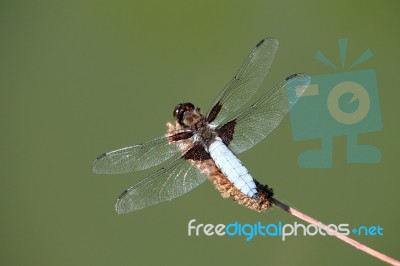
top-left (289, 39), bottom-right (382, 168)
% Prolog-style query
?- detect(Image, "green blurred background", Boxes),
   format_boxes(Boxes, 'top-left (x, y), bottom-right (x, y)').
top-left (1, 0), bottom-right (399, 265)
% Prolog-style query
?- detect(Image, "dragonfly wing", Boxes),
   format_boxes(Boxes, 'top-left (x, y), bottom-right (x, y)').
top-left (206, 38), bottom-right (279, 125)
top-left (92, 130), bottom-right (193, 174)
top-left (219, 74), bottom-right (311, 154)
top-left (115, 156), bottom-right (208, 214)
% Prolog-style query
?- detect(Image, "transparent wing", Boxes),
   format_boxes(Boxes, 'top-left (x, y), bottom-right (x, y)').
top-left (115, 156), bottom-right (208, 214)
top-left (224, 73), bottom-right (311, 154)
top-left (206, 38), bottom-right (279, 126)
top-left (92, 130), bottom-right (191, 174)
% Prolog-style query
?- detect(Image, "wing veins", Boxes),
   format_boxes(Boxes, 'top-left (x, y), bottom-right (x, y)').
top-left (222, 74), bottom-right (311, 154)
top-left (206, 38), bottom-right (279, 126)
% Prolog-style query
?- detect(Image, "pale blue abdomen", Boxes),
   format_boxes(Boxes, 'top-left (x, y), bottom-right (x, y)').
top-left (208, 138), bottom-right (257, 198)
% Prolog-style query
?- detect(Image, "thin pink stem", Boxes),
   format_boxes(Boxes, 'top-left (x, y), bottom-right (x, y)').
top-left (270, 198), bottom-right (400, 266)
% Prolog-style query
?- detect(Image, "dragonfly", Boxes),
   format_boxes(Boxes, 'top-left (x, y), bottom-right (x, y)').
top-left (93, 38), bottom-right (310, 214)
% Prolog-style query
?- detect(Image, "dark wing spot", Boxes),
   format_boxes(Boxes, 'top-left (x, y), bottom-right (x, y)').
top-left (217, 120), bottom-right (237, 145)
top-left (256, 39), bottom-right (265, 47)
top-left (286, 73), bottom-right (300, 81)
top-left (96, 153), bottom-right (107, 160)
top-left (206, 101), bottom-right (222, 123)
top-left (118, 189), bottom-right (129, 199)
top-left (183, 144), bottom-right (211, 161)
top-left (168, 131), bottom-right (194, 142)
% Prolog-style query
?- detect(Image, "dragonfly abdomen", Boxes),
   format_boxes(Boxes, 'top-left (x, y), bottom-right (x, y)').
top-left (208, 138), bottom-right (258, 198)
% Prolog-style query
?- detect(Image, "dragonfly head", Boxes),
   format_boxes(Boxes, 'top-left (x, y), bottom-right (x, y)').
top-left (173, 102), bottom-right (203, 127)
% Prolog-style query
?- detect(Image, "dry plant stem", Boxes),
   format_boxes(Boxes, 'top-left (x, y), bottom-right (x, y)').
top-left (270, 198), bottom-right (400, 266)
